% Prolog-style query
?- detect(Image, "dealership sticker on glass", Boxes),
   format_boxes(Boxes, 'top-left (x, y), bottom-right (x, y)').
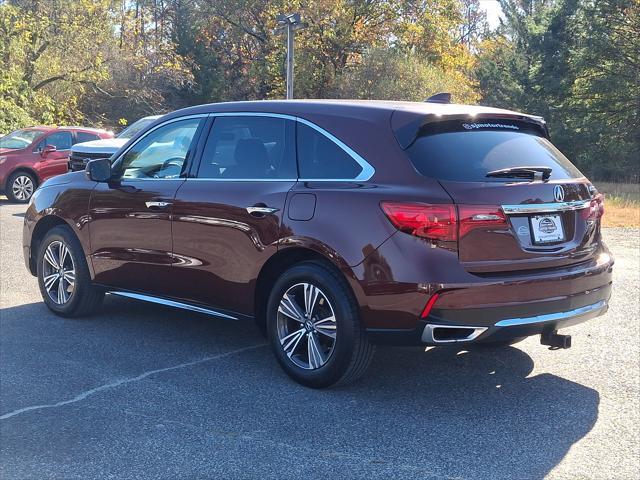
top-left (530, 215), bottom-right (565, 244)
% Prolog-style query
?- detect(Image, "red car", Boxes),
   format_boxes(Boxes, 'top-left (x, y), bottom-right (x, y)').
top-left (0, 126), bottom-right (113, 202)
top-left (23, 100), bottom-right (613, 388)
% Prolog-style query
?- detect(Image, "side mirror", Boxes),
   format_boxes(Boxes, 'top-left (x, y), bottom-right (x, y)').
top-left (86, 158), bottom-right (111, 182)
top-left (41, 144), bottom-right (56, 157)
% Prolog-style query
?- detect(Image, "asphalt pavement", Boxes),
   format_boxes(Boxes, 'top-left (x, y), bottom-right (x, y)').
top-left (1, 197), bottom-right (638, 479)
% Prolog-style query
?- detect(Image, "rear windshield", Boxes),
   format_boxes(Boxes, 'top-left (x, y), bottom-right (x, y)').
top-left (405, 121), bottom-right (583, 182)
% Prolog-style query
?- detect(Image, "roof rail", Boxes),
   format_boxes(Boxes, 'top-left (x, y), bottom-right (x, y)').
top-left (425, 92), bottom-right (452, 104)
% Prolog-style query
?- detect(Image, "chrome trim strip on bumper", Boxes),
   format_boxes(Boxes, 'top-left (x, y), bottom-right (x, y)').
top-left (421, 324), bottom-right (488, 344)
top-left (494, 300), bottom-right (607, 327)
top-left (108, 291), bottom-right (238, 320)
top-left (501, 200), bottom-right (591, 214)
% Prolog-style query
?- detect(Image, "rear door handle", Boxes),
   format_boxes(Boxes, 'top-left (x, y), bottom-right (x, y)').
top-left (246, 206), bottom-right (279, 216)
top-left (145, 201), bottom-right (172, 210)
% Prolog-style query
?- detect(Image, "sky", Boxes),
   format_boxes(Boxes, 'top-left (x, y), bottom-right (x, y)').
top-left (479, 0), bottom-right (503, 29)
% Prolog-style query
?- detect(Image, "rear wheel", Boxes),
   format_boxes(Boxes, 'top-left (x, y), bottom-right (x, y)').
top-left (266, 261), bottom-right (375, 388)
top-left (6, 171), bottom-right (36, 203)
top-left (37, 225), bottom-right (104, 317)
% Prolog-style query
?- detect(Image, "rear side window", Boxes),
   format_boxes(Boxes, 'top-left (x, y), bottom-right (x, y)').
top-left (75, 132), bottom-right (100, 144)
top-left (297, 123), bottom-right (362, 179)
top-left (198, 116), bottom-right (296, 179)
top-left (41, 131), bottom-right (72, 151)
top-left (406, 122), bottom-right (583, 182)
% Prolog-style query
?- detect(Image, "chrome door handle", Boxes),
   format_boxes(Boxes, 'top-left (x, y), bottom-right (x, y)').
top-left (246, 206), bottom-right (279, 216)
top-left (145, 201), bottom-right (172, 209)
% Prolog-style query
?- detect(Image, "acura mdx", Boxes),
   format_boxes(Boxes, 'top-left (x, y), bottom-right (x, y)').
top-left (23, 100), bottom-right (613, 387)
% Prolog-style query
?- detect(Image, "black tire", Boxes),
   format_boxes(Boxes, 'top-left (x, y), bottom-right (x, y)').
top-left (6, 171), bottom-right (36, 203)
top-left (266, 261), bottom-right (375, 388)
top-left (36, 225), bottom-right (104, 317)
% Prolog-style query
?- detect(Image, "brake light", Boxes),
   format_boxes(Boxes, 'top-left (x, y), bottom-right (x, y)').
top-left (381, 203), bottom-right (457, 241)
top-left (458, 205), bottom-right (509, 238)
top-left (581, 193), bottom-right (605, 221)
top-left (381, 203), bottom-right (510, 241)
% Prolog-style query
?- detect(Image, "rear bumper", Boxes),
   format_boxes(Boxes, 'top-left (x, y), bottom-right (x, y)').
top-left (367, 293), bottom-right (610, 346)
top-left (364, 249), bottom-right (613, 345)
top-left (422, 298), bottom-right (608, 345)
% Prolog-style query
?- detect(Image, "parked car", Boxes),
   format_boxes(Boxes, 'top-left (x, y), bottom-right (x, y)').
top-left (22, 100), bottom-right (613, 388)
top-left (68, 115), bottom-right (162, 171)
top-left (1, 126), bottom-right (113, 203)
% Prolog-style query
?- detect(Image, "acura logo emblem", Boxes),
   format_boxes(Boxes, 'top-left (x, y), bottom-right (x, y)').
top-left (554, 185), bottom-right (565, 202)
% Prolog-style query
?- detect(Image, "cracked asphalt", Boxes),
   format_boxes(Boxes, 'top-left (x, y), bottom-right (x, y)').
top-left (1, 198), bottom-right (639, 479)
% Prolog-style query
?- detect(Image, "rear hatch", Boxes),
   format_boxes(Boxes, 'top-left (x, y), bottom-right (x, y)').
top-left (402, 118), bottom-right (603, 274)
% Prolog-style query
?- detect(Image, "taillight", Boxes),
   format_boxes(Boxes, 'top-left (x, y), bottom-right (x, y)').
top-left (381, 202), bottom-right (508, 241)
top-left (581, 193), bottom-right (605, 221)
top-left (381, 202), bottom-right (457, 241)
top-left (458, 205), bottom-right (509, 238)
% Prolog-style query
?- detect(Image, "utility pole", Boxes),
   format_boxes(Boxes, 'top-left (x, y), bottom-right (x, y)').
top-left (275, 13), bottom-right (308, 99)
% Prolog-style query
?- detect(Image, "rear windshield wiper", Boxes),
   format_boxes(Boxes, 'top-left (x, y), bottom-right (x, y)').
top-left (486, 166), bottom-right (552, 181)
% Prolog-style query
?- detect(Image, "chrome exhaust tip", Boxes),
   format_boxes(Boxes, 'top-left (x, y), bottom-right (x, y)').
top-left (422, 324), bottom-right (488, 344)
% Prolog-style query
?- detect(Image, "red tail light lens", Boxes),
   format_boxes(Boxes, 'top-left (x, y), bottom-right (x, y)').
top-left (581, 193), bottom-right (605, 221)
top-left (381, 203), bottom-right (509, 241)
top-left (458, 205), bottom-right (509, 238)
top-left (420, 292), bottom-right (440, 318)
top-left (381, 203), bottom-right (457, 241)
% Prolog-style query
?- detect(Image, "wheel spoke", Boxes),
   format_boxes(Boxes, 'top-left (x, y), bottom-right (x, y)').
top-left (281, 328), bottom-right (306, 357)
top-left (307, 333), bottom-right (326, 369)
top-left (63, 270), bottom-right (75, 285)
top-left (58, 243), bottom-right (69, 268)
top-left (303, 283), bottom-right (320, 317)
top-left (43, 273), bottom-right (59, 291)
top-left (313, 315), bottom-right (337, 338)
top-left (57, 276), bottom-right (67, 304)
top-left (278, 293), bottom-right (305, 323)
top-left (44, 245), bottom-right (60, 269)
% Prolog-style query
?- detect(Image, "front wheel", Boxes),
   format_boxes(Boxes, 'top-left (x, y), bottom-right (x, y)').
top-left (266, 261), bottom-right (375, 388)
top-left (6, 171), bottom-right (36, 203)
top-left (37, 225), bottom-right (104, 317)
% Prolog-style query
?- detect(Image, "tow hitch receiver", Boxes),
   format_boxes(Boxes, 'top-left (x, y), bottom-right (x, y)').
top-left (541, 330), bottom-right (572, 349)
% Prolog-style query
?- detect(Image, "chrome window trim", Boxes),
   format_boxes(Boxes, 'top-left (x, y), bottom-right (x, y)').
top-left (501, 200), bottom-right (591, 215)
top-left (494, 300), bottom-right (607, 327)
top-left (197, 111), bottom-right (375, 182)
top-left (110, 111), bottom-right (376, 182)
top-left (108, 291), bottom-right (238, 320)
top-left (295, 117), bottom-right (375, 181)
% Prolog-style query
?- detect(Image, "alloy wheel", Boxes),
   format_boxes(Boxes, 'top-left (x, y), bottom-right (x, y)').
top-left (12, 175), bottom-right (34, 201)
top-left (42, 240), bottom-right (76, 305)
top-left (276, 282), bottom-right (337, 370)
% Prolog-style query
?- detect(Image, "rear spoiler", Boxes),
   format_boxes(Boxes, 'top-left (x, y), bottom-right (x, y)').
top-left (391, 110), bottom-right (550, 149)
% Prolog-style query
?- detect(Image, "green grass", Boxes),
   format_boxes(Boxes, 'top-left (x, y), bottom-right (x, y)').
top-left (595, 182), bottom-right (640, 227)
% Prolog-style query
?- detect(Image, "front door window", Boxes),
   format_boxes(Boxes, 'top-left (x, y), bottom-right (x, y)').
top-left (114, 118), bottom-right (201, 180)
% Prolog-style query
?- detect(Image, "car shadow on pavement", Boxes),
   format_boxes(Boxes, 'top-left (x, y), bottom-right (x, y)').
top-left (0, 298), bottom-right (599, 480)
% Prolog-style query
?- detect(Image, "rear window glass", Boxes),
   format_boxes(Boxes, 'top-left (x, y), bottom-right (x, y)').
top-left (75, 132), bottom-right (100, 144)
top-left (297, 123), bottom-right (363, 179)
top-left (406, 122), bottom-right (583, 182)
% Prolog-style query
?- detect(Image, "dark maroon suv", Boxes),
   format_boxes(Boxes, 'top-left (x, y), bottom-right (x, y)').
top-left (23, 100), bottom-right (613, 387)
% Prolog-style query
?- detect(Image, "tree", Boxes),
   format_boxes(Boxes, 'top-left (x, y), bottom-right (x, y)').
top-left (335, 47), bottom-right (480, 103)
top-left (475, 0), bottom-right (639, 180)
top-left (0, 0), bottom-right (113, 128)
